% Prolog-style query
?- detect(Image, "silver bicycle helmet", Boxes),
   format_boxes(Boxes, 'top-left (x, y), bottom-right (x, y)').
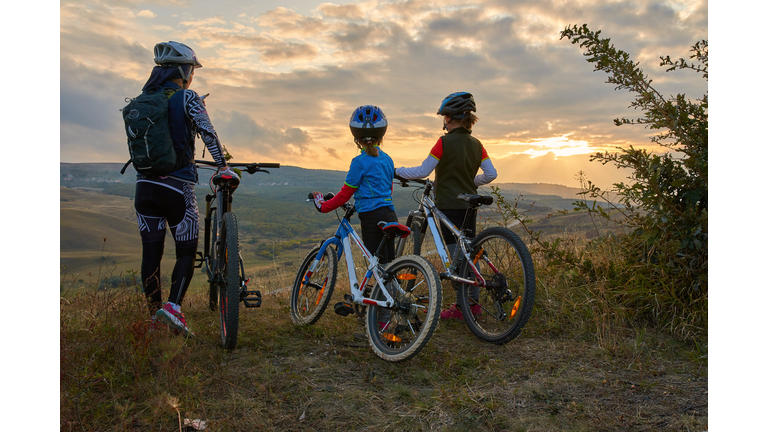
top-left (154, 41), bottom-right (203, 67)
top-left (154, 41), bottom-right (202, 84)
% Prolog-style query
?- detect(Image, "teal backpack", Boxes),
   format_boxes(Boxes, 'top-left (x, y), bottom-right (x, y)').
top-left (120, 87), bottom-right (181, 175)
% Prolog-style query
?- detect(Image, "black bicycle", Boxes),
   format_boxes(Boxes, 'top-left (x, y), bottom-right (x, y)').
top-left (195, 159), bottom-right (280, 350)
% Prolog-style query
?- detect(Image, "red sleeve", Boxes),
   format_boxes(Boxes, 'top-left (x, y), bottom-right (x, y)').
top-left (321, 184), bottom-right (357, 213)
top-left (480, 145), bottom-right (489, 161)
top-left (428, 138), bottom-right (444, 161)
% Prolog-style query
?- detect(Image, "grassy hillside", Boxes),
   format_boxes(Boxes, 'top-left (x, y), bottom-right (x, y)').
top-left (59, 167), bottom-right (707, 432)
top-left (60, 208), bottom-right (137, 252)
top-left (60, 261), bottom-right (708, 431)
top-left (60, 163), bottom-right (607, 287)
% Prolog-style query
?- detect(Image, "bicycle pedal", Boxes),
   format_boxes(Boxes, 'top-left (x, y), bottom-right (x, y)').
top-left (194, 252), bottom-right (204, 269)
top-left (334, 301), bottom-right (354, 317)
top-left (242, 280), bottom-right (261, 308)
top-left (243, 290), bottom-right (262, 308)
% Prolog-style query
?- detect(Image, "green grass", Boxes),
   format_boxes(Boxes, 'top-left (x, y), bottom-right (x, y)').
top-left (60, 262), bottom-right (707, 431)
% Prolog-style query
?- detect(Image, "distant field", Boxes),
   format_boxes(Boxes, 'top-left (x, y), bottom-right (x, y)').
top-left (60, 183), bottom-right (613, 288)
top-left (60, 187), bottom-right (334, 292)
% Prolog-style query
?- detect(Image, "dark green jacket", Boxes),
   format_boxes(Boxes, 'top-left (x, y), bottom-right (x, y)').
top-left (433, 128), bottom-right (486, 209)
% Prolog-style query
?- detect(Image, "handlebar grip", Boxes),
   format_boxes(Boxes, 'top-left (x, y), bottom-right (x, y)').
top-left (259, 163), bottom-right (280, 168)
top-left (308, 192), bottom-right (335, 201)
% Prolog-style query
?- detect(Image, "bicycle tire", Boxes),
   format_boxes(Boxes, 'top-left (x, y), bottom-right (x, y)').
top-left (290, 244), bottom-right (338, 325)
top-left (366, 255), bottom-right (441, 362)
top-left (457, 227), bottom-right (535, 344)
top-left (208, 212), bottom-right (219, 311)
top-left (219, 212), bottom-right (241, 350)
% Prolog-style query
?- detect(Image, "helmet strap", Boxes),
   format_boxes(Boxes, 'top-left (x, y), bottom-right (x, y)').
top-left (177, 65), bottom-right (191, 85)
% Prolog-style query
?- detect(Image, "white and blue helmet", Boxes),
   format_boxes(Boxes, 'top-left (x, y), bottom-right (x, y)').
top-left (349, 105), bottom-right (388, 141)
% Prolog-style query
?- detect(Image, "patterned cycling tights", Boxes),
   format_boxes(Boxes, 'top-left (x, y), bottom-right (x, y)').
top-left (134, 177), bottom-right (199, 315)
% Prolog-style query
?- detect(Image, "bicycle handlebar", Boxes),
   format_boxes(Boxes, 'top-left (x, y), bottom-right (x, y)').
top-left (393, 173), bottom-right (429, 187)
top-left (306, 192), bottom-right (336, 201)
top-left (195, 160), bottom-right (280, 174)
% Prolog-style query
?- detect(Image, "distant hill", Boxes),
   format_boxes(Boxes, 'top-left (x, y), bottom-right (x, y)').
top-left (60, 163), bottom-right (607, 277)
top-left (60, 162), bottom-right (587, 212)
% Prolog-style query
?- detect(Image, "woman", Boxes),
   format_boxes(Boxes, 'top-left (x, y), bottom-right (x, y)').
top-left (133, 41), bottom-right (238, 335)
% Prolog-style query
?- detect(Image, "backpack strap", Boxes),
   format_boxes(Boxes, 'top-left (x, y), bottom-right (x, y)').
top-left (120, 160), bottom-right (132, 175)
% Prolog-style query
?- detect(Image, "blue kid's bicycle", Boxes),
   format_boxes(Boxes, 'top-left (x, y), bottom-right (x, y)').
top-left (290, 193), bottom-right (442, 362)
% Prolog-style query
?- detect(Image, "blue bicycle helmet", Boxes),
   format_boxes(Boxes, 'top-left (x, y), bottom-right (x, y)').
top-left (349, 105), bottom-right (388, 141)
top-left (437, 92), bottom-right (476, 118)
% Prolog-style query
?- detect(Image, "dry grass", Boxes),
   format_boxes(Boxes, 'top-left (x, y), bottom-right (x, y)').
top-left (60, 262), bottom-right (707, 431)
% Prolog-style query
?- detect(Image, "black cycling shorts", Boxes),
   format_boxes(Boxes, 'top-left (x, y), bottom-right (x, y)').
top-left (134, 177), bottom-right (199, 246)
top-left (358, 205), bottom-right (398, 264)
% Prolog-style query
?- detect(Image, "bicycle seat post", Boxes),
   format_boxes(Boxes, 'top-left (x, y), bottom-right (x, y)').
top-left (373, 235), bottom-right (389, 264)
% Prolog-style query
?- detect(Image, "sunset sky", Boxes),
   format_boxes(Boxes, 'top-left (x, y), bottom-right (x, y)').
top-left (59, 0), bottom-right (708, 188)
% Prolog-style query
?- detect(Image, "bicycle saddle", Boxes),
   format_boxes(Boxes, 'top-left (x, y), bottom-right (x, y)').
top-left (457, 194), bottom-right (493, 206)
top-left (377, 221), bottom-right (412, 238)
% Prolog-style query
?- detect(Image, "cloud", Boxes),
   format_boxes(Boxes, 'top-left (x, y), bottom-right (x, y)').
top-left (137, 9), bottom-right (156, 18)
top-left (259, 41), bottom-right (320, 64)
top-left (317, 2), bottom-right (365, 20)
top-left (60, 0), bottom-right (708, 186)
top-left (60, 60), bottom-right (139, 133)
top-left (211, 109), bottom-right (312, 157)
top-left (255, 7), bottom-right (327, 38)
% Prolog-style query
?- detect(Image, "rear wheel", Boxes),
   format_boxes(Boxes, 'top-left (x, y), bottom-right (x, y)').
top-left (290, 244), bottom-right (338, 325)
top-left (457, 227), bottom-right (535, 344)
top-left (219, 212), bottom-right (241, 350)
top-left (366, 255), bottom-right (441, 362)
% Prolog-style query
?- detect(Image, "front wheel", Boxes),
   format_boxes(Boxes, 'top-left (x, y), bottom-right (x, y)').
top-left (219, 212), bottom-right (241, 350)
top-left (290, 244), bottom-right (338, 325)
top-left (457, 227), bottom-right (535, 344)
top-left (366, 255), bottom-right (441, 362)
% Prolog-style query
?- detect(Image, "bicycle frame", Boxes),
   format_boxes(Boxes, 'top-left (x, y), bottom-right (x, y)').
top-left (196, 160), bottom-right (279, 302)
top-left (203, 174), bottom-right (229, 279)
top-left (304, 205), bottom-right (406, 309)
top-left (398, 180), bottom-right (488, 288)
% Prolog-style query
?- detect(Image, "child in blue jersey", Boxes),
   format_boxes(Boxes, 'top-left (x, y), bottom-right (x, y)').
top-left (311, 105), bottom-right (398, 264)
